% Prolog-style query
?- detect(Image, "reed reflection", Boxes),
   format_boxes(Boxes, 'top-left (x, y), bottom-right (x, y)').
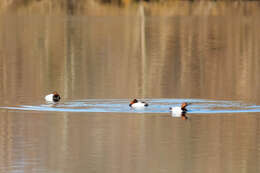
top-left (0, 6), bottom-right (259, 104)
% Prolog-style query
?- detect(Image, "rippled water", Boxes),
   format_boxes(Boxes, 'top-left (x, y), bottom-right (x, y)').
top-left (2, 99), bottom-right (260, 114)
top-left (1, 1), bottom-right (260, 173)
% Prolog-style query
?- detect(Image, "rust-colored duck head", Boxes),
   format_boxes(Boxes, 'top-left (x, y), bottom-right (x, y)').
top-left (181, 102), bottom-right (188, 109)
top-left (129, 99), bottom-right (138, 107)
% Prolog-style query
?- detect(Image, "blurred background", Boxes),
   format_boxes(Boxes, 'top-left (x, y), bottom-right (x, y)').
top-left (0, 1), bottom-right (260, 104)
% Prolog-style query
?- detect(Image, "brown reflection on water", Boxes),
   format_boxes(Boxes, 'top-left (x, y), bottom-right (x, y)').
top-left (1, 112), bottom-right (260, 173)
top-left (1, 1), bottom-right (260, 16)
top-left (0, 5), bottom-right (260, 104)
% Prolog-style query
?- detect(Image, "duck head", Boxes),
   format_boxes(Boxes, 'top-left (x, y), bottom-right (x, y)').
top-left (129, 99), bottom-right (138, 107)
top-left (53, 91), bottom-right (61, 102)
top-left (181, 102), bottom-right (188, 109)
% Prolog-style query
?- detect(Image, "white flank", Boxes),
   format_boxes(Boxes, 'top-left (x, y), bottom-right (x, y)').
top-left (170, 107), bottom-right (183, 117)
top-left (45, 94), bottom-right (54, 102)
top-left (131, 102), bottom-right (147, 109)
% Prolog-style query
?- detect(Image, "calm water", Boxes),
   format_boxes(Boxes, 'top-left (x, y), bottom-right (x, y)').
top-left (1, 1), bottom-right (260, 173)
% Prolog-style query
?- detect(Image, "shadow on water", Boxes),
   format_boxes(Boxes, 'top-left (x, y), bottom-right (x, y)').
top-left (1, 99), bottom-right (260, 114)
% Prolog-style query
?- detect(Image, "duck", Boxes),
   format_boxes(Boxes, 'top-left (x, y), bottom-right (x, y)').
top-left (169, 102), bottom-right (189, 120)
top-left (129, 99), bottom-right (148, 109)
top-left (45, 91), bottom-right (61, 102)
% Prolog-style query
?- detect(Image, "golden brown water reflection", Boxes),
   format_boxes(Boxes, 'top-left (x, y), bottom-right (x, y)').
top-left (0, 1), bottom-right (260, 173)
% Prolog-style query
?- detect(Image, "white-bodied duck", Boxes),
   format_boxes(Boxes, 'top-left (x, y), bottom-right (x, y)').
top-left (169, 102), bottom-right (189, 120)
top-left (129, 99), bottom-right (148, 109)
top-left (45, 91), bottom-right (61, 103)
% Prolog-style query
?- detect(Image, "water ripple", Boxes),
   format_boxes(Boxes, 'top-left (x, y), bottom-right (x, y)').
top-left (1, 99), bottom-right (260, 114)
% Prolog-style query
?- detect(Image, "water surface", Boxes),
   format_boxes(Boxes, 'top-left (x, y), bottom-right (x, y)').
top-left (2, 98), bottom-right (260, 114)
top-left (0, 2), bottom-right (260, 173)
